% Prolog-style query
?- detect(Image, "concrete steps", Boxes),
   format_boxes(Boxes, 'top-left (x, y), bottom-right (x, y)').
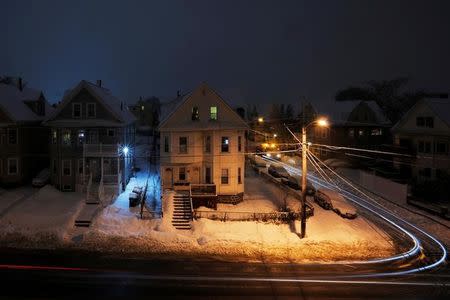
top-left (172, 193), bottom-right (192, 230)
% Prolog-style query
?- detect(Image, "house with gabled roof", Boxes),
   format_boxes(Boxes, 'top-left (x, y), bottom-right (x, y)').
top-left (392, 98), bottom-right (450, 182)
top-left (43, 80), bottom-right (136, 199)
top-left (0, 79), bottom-right (53, 185)
top-left (312, 100), bottom-right (392, 158)
top-left (158, 82), bottom-right (248, 208)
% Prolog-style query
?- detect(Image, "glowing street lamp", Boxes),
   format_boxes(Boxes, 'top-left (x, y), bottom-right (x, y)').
top-left (257, 117), bottom-right (264, 123)
top-left (299, 117), bottom-right (328, 238)
top-left (273, 133), bottom-right (277, 138)
top-left (122, 146), bottom-right (129, 156)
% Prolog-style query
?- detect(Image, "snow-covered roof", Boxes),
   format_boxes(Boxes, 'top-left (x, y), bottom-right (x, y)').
top-left (0, 83), bottom-right (52, 123)
top-left (45, 80), bottom-right (136, 126)
top-left (392, 98), bottom-right (450, 132)
top-left (159, 92), bottom-right (192, 125)
top-left (425, 98), bottom-right (450, 127)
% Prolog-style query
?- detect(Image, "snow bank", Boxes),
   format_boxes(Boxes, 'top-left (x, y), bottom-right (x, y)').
top-left (0, 185), bottom-right (84, 247)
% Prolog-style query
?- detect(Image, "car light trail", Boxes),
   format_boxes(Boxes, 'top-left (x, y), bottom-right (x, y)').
top-left (260, 156), bottom-right (447, 276)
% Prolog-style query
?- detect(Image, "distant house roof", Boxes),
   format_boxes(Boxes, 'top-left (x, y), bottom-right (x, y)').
top-left (327, 100), bottom-right (390, 126)
top-left (45, 80), bottom-right (136, 126)
top-left (159, 92), bottom-right (192, 126)
top-left (0, 83), bottom-right (53, 123)
top-left (392, 98), bottom-right (450, 132)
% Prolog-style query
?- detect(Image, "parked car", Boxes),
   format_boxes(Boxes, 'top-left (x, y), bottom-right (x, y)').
top-left (32, 168), bottom-right (50, 187)
top-left (314, 188), bottom-right (357, 219)
top-left (268, 165), bottom-right (289, 178)
top-left (281, 176), bottom-right (316, 195)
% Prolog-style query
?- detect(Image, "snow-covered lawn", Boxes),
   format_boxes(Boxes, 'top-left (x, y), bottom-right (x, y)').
top-left (0, 185), bottom-right (84, 248)
top-left (81, 175), bottom-right (394, 262)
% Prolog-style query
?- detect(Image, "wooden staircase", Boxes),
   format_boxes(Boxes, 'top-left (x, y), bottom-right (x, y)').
top-left (86, 182), bottom-right (100, 204)
top-left (172, 192), bottom-right (192, 230)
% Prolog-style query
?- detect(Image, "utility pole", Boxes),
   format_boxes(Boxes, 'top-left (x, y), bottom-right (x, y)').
top-left (300, 125), bottom-right (307, 238)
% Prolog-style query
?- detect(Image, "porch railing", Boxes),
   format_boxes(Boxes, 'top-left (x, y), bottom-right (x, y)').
top-left (83, 143), bottom-right (119, 157)
top-left (190, 184), bottom-right (217, 196)
top-left (103, 174), bottom-right (118, 185)
top-left (98, 174), bottom-right (105, 203)
top-left (86, 173), bottom-right (92, 200)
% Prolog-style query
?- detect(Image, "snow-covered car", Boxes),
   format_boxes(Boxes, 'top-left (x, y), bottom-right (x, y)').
top-left (129, 192), bottom-right (140, 207)
top-left (314, 188), bottom-right (357, 219)
top-left (281, 176), bottom-right (316, 195)
top-left (268, 165), bottom-right (289, 178)
top-left (32, 168), bottom-right (50, 187)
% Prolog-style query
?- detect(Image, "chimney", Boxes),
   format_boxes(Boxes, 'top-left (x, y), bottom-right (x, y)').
top-left (96, 80), bottom-right (102, 87)
top-left (177, 90), bottom-right (181, 97)
top-left (18, 77), bottom-right (23, 91)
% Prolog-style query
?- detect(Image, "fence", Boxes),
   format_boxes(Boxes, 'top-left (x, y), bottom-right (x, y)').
top-left (193, 210), bottom-right (311, 223)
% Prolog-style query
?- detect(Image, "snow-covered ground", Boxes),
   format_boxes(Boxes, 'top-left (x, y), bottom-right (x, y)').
top-left (0, 185), bottom-right (84, 248)
top-left (82, 173), bottom-right (394, 262)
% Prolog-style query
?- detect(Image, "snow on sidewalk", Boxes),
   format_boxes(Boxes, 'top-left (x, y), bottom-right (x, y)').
top-left (0, 185), bottom-right (84, 247)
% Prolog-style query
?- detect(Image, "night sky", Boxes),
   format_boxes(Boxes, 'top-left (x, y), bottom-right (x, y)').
top-left (1, 0), bottom-right (449, 112)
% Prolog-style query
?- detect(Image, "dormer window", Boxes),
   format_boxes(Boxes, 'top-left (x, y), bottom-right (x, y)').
top-left (192, 106), bottom-right (199, 121)
top-left (210, 106), bottom-right (217, 120)
top-left (87, 103), bottom-right (96, 118)
top-left (72, 103), bottom-right (81, 118)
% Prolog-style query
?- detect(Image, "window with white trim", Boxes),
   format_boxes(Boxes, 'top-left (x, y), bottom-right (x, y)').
top-left (164, 136), bottom-right (169, 153)
top-left (179, 137), bottom-right (187, 154)
top-left (72, 103), bottom-right (81, 118)
top-left (107, 129), bottom-right (115, 137)
top-left (62, 130), bottom-right (71, 146)
top-left (221, 137), bottom-right (229, 152)
top-left (238, 167), bottom-right (242, 184)
top-left (221, 168), bottom-right (229, 184)
top-left (7, 158), bottom-right (18, 175)
top-left (78, 159), bottom-right (83, 175)
top-left (205, 136), bottom-right (211, 153)
top-left (238, 136), bottom-right (242, 152)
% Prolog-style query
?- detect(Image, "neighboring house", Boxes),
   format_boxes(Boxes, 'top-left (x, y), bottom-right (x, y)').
top-left (391, 98), bottom-right (450, 182)
top-left (312, 100), bottom-right (391, 159)
top-left (128, 96), bottom-right (161, 133)
top-left (0, 80), bottom-right (53, 186)
top-left (43, 80), bottom-right (136, 195)
top-left (158, 83), bottom-right (248, 207)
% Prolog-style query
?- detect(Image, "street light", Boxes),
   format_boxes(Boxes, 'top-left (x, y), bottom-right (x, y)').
top-left (273, 133), bottom-right (277, 138)
top-left (258, 117), bottom-right (264, 123)
top-left (300, 117), bottom-right (328, 238)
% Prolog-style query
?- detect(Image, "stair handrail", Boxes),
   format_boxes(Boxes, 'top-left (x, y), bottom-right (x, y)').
top-left (98, 173), bottom-right (105, 204)
top-left (189, 184), bottom-right (194, 220)
top-left (86, 172), bottom-right (92, 201)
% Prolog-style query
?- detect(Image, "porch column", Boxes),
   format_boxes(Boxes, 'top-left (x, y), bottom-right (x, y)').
top-left (101, 157), bottom-right (104, 181)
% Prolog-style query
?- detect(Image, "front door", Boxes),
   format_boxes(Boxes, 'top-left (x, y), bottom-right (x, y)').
top-left (86, 158), bottom-right (101, 182)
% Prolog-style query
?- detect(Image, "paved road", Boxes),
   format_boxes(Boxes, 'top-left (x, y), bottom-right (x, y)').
top-left (0, 248), bottom-right (448, 299)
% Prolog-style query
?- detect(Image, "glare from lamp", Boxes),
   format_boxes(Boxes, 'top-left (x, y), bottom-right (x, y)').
top-left (258, 117), bottom-right (264, 123)
top-left (317, 118), bottom-right (329, 127)
top-left (123, 146), bottom-right (129, 155)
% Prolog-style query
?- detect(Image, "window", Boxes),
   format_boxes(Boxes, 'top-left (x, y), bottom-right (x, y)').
top-left (7, 158), bottom-right (18, 175)
top-left (210, 106), bottom-right (217, 120)
top-left (8, 128), bottom-right (17, 144)
top-left (179, 167), bottom-right (186, 181)
top-left (205, 136), bottom-right (211, 153)
top-left (179, 137), bottom-right (187, 153)
top-left (348, 129), bottom-right (354, 138)
top-left (51, 129), bottom-right (57, 144)
top-left (416, 117), bottom-right (424, 127)
top-left (62, 130), bottom-right (71, 146)
top-left (205, 167), bottom-right (212, 184)
top-left (78, 159), bottom-right (83, 175)
top-left (87, 103), bottom-right (96, 118)
top-left (417, 117), bottom-right (434, 128)
top-left (221, 168), bottom-right (229, 184)
top-left (164, 136), bottom-right (169, 153)
top-left (88, 129), bottom-right (98, 144)
top-left (418, 141), bottom-right (431, 153)
top-left (321, 128), bottom-right (327, 138)
top-left (238, 167), bottom-right (242, 184)
top-left (77, 130), bottom-right (85, 145)
top-left (63, 185), bottom-right (72, 191)
top-left (238, 136), bottom-right (242, 152)
top-left (221, 137), bottom-right (229, 152)
top-left (371, 129), bottom-right (382, 136)
top-left (107, 129), bottom-right (115, 137)
top-left (63, 160), bottom-right (71, 176)
top-left (358, 129), bottom-right (364, 136)
top-left (191, 106), bottom-right (199, 121)
top-left (436, 142), bottom-right (448, 155)
top-left (72, 103), bottom-right (81, 118)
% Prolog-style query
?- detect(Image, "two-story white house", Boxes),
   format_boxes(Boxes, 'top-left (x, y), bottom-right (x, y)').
top-left (158, 83), bottom-right (248, 208)
top-left (391, 98), bottom-right (450, 182)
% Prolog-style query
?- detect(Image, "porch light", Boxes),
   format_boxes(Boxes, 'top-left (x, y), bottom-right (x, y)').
top-left (122, 146), bottom-right (129, 155)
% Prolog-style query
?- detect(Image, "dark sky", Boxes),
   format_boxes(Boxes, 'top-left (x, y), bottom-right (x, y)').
top-left (1, 0), bottom-right (449, 113)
